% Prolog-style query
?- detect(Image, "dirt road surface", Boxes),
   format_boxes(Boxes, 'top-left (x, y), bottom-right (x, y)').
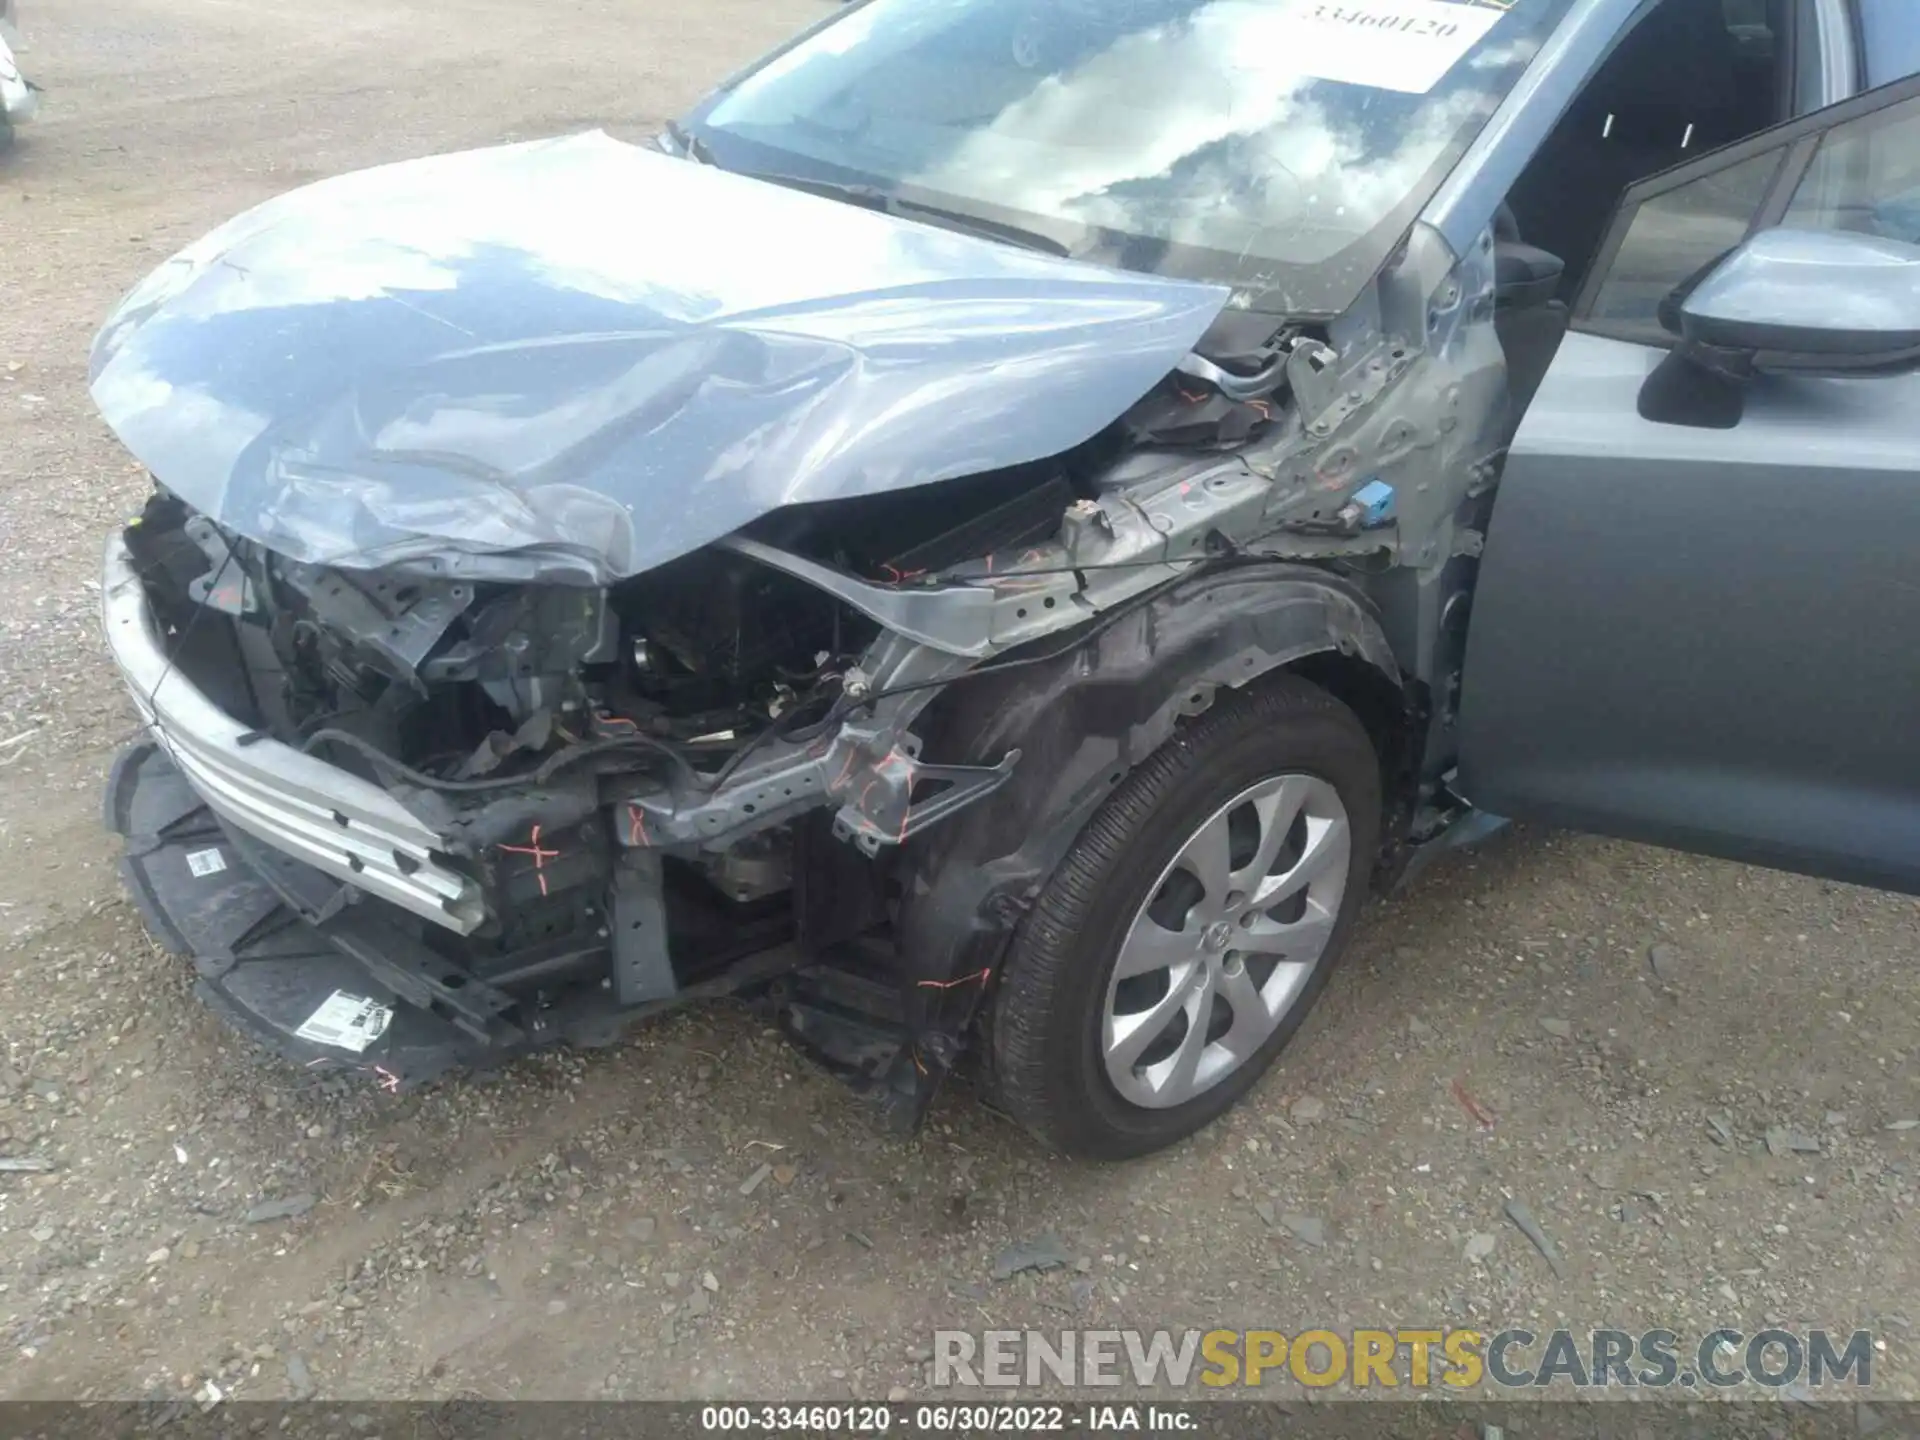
top-left (3, 0), bottom-right (1919, 1407)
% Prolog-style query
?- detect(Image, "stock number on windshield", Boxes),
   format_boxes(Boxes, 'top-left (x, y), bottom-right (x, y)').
top-left (701, 1406), bottom-right (893, 1433)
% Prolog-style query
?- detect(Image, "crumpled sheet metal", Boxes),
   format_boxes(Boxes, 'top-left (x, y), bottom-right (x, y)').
top-left (89, 131), bottom-right (1232, 585)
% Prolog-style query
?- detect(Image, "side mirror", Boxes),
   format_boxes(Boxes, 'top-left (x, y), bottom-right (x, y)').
top-left (1639, 229), bottom-right (1920, 427)
top-left (1671, 228), bottom-right (1920, 368)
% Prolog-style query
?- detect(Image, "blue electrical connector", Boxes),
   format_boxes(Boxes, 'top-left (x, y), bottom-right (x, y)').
top-left (1344, 479), bottom-right (1396, 529)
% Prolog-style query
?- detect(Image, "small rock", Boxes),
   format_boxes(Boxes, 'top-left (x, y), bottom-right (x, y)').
top-left (991, 1232), bottom-right (1071, 1280)
top-left (244, 1194), bottom-right (316, 1225)
top-left (285, 1354), bottom-right (315, 1400)
top-left (29, 1224), bottom-right (55, 1243)
top-left (1539, 1018), bottom-right (1572, 1040)
top-left (1281, 1214), bottom-right (1325, 1248)
top-left (1069, 1277), bottom-right (1096, 1311)
top-left (546, 1300), bottom-right (568, 1317)
top-left (772, 1165), bottom-right (797, 1186)
top-left (1647, 943), bottom-right (1680, 983)
top-left (1765, 1129), bottom-right (1821, 1156)
top-left (1289, 1097), bottom-right (1325, 1124)
top-left (1464, 1232), bottom-right (1497, 1264)
top-left (147, 1248), bottom-right (171, 1266)
top-left (701, 1271), bottom-right (719, 1292)
top-left (887, 1386), bottom-right (910, 1402)
top-left (1719, 1281), bottom-right (1741, 1305)
top-left (1885, 1119), bottom-right (1920, 1132)
top-left (625, 1217), bottom-right (657, 1243)
top-left (1706, 1113), bottom-right (1735, 1146)
top-left (1252, 1200), bottom-right (1276, 1228)
top-left (739, 1163), bottom-right (773, 1198)
top-left (180, 1240), bottom-right (201, 1260)
top-left (1407, 1016), bottom-right (1434, 1040)
top-left (1502, 1197), bottom-right (1566, 1280)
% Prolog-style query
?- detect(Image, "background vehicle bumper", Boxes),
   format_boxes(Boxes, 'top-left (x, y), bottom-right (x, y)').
top-left (0, 34), bottom-right (35, 124)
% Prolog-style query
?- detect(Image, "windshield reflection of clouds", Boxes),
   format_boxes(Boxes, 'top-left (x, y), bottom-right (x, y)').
top-left (916, 1), bottom-right (1512, 265)
top-left (704, 0), bottom-right (1559, 307)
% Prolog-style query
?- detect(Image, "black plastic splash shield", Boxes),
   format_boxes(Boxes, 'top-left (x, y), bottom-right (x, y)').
top-left (104, 739), bottom-right (523, 1091)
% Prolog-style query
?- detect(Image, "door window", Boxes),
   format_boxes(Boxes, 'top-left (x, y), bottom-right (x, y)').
top-left (1572, 71), bottom-right (1920, 346)
top-left (1780, 94), bottom-right (1920, 242)
top-left (1501, 0), bottom-right (1795, 304)
top-left (1582, 146), bottom-right (1787, 330)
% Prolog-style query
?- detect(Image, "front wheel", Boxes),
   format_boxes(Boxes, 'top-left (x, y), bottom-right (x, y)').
top-left (985, 675), bottom-right (1381, 1159)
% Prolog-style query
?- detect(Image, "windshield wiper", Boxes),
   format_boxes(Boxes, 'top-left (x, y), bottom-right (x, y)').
top-left (889, 194), bottom-right (1073, 258)
top-left (731, 168), bottom-right (1073, 257)
top-left (663, 119), bottom-right (712, 163)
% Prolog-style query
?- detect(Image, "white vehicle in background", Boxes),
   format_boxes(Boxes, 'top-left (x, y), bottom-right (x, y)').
top-left (0, 0), bottom-right (39, 146)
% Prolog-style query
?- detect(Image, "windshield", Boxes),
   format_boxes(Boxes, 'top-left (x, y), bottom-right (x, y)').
top-left (689, 0), bottom-right (1577, 317)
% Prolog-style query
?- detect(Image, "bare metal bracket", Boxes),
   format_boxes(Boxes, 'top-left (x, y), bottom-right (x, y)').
top-left (830, 745), bottom-right (1022, 856)
top-left (719, 536), bottom-right (1000, 658)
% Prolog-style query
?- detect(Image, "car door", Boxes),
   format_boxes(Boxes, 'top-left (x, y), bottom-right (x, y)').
top-left (1455, 72), bottom-right (1920, 895)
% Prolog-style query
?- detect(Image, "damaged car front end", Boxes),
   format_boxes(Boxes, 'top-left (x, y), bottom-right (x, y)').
top-left (95, 0), bottom-right (1564, 1156)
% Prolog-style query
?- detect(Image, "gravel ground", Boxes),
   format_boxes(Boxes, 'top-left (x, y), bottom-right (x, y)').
top-left (4, 0), bottom-right (1920, 1407)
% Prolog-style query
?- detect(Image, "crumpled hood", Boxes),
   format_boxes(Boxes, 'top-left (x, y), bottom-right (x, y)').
top-left (89, 131), bottom-right (1231, 584)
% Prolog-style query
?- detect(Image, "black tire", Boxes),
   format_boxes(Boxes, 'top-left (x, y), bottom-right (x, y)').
top-left (985, 674), bottom-right (1381, 1160)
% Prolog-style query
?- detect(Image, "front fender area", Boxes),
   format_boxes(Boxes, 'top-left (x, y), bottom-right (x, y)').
top-left (895, 562), bottom-right (1400, 1067)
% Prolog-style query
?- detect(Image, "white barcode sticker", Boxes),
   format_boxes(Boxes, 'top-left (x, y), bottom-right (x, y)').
top-left (1271, 0), bottom-right (1506, 95)
top-left (293, 991), bottom-right (394, 1053)
top-left (185, 847), bottom-right (227, 878)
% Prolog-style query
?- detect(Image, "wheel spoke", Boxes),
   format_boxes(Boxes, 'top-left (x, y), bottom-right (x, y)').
top-left (1250, 812), bottom-right (1350, 910)
top-left (1177, 811), bottom-right (1235, 908)
top-left (1229, 776), bottom-right (1312, 894)
top-left (1211, 963), bottom-right (1273, 1062)
top-left (1143, 970), bottom-right (1213, 1101)
top-left (1111, 916), bottom-right (1198, 980)
top-left (1106, 961), bottom-right (1203, 1070)
top-left (1235, 898), bottom-right (1336, 959)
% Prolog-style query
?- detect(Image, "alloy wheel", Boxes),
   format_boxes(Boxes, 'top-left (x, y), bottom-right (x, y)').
top-left (1101, 772), bottom-right (1351, 1109)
